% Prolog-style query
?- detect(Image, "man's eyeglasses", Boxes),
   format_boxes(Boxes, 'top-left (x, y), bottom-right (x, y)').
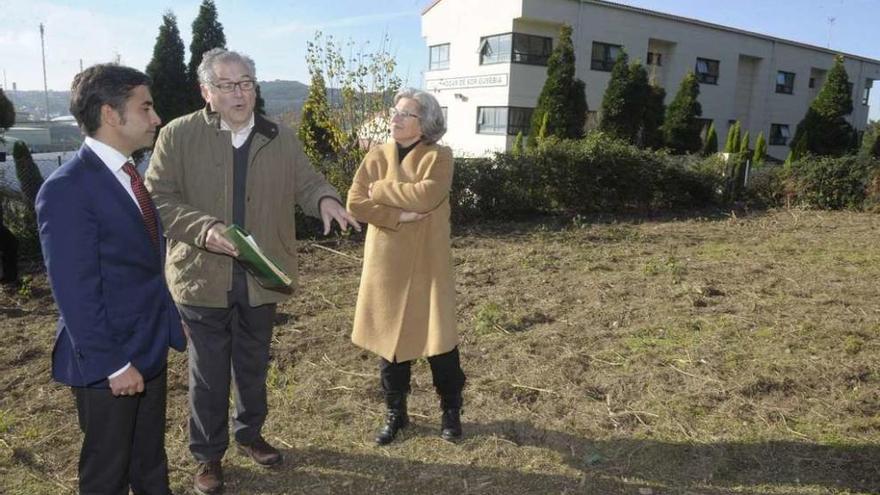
top-left (211, 80), bottom-right (257, 93)
top-left (388, 108), bottom-right (421, 120)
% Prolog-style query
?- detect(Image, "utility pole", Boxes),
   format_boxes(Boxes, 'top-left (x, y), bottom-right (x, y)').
top-left (827, 17), bottom-right (836, 49)
top-left (40, 23), bottom-right (50, 120)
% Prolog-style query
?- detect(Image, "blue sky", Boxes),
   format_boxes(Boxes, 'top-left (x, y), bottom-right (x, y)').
top-left (1, 0), bottom-right (878, 119)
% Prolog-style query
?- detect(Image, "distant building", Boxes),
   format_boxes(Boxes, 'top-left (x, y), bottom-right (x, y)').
top-left (2, 119), bottom-right (81, 153)
top-left (421, 0), bottom-right (880, 158)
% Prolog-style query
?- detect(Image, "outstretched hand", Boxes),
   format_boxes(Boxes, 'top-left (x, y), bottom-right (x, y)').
top-left (320, 198), bottom-right (361, 235)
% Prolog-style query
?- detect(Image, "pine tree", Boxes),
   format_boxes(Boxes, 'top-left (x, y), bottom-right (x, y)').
top-left (0, 88), bottom-right (15, 131)
top-left (145, 11), bottom-right (189, 123)
top-left (641, 85), bottom-right (666, 149)
top-left (13, 142), bottom-right (43, 211)
top-left (528, 24), bottom-right (587, 143)
top-left (701, 121), bottom-right (718, 156)
top-left (187, 0), bottom-right (226, 112)
top-left (662, 72), bottom-right (702, 154)
top-left (298, 71), bottom-right (340, 165)
top-left (790, 54), bottom-right (854, 156)
top-left (724, 121), bottom-right (741, 153)
top-left (753, 131), bottom-right (767, 166)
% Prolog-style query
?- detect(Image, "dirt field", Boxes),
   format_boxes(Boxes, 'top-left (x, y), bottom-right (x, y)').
top-left (1, 208), bottom-right (878, 494)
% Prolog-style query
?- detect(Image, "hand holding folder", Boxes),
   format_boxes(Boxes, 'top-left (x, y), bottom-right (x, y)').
top-left (222, 224), bottom-right (293, 290)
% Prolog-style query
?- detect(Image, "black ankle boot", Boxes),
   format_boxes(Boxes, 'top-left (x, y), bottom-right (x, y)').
top-left (439, 394), bottom-right (463, 442)
top-left (375, 393), bottom-right (409, 445)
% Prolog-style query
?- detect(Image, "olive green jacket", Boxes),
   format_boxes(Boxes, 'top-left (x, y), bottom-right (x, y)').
top-left (145, 107), bottom-right (340, 308)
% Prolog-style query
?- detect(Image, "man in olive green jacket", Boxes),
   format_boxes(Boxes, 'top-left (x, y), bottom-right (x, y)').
top-left (145, 48), bottom-right (357, 495)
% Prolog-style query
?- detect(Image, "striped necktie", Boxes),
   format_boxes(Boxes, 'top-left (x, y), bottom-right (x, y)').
top-left (121, 161), bottom-right (160, 248)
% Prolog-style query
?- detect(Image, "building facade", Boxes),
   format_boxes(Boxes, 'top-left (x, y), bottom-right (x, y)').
top-left (421, 0), bottom-right (880, 158)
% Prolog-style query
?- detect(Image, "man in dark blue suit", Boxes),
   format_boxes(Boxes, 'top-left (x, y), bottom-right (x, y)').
top-left (36, 64), bottom-right (186, 495)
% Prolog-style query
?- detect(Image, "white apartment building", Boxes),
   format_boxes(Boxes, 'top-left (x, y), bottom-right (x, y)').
top-left (421, 0), bottom-right (880, 159)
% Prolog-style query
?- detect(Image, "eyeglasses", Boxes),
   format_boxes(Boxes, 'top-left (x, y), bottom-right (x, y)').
top-left (211, 80), bottom-right (257, 93)
top-left (388, 107), bottom-right (421, 120)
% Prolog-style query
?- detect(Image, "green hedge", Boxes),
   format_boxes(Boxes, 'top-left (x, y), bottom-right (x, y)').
top-left (451, 132), bottom-right (721, 222)
top-left (779, 154), bottom-right (880, 210)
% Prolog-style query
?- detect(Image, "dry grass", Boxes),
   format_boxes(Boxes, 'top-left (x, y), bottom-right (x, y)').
top-left (1, 208), bottom-right (879, 494)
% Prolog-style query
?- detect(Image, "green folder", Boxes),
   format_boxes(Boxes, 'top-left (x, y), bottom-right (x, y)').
top-left (223, 224), bottom-right (293, 290)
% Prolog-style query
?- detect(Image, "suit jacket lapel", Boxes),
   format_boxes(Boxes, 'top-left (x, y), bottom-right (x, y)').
top-left (79, 146), bottom-right (163, 266)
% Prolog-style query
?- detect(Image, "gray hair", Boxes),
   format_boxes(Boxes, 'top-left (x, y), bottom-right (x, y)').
top-left (394, 87), bottom-right (446, 144)
top-left (197, 48), bottom-right (257, 85)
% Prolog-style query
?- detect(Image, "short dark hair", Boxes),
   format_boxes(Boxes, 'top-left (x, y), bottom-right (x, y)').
top-left (69, 64), bottom-right (151, 136)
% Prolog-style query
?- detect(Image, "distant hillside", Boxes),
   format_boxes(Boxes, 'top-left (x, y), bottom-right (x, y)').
top-left (6, 80), bottom-right (311, 121)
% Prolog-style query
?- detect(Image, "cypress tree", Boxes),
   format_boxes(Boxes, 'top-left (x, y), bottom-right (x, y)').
top-left (701, 121), bottom-right (718, 156)
top-left (739, 130), bottom-right (750, 154)
top-left (298, 71), bottom-right (340, 165)
top-left (861, 122), bottom-right (880, 158)
top-left (187, 0), bottom-right (227, 112)
top-left (753, 131), bottom-right (767, 166)
top-left (642, 84), bottom-right (666, 149)
top-left (146, 11), bottom-right (189, 123)
top-left (599, 54), bottom-right (651, 144)
top-left (13, 141), bottom-right (43, 210)
top-left (511, 131), bottom-right (524, 157)
top-left (0, 88), bottom-right (15, 131)
top-left (724, 121), bottom-right (741, 153)
top-left (255, 85), bottom-right (266, 116)
top-left (598, 51), bottom-right (631, 139)
top-left (662, 72), bottom-right (702, 154)
top-left (528, 24), bottom-right (587, 143)
top-left (790, 54), bottom-right (854, 156)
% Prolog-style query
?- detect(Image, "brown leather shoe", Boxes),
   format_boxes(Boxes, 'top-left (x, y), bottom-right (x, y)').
top-left (236, 436), bottom-right (283, 466)
top-left (193, 460), bottom-right (223, 495)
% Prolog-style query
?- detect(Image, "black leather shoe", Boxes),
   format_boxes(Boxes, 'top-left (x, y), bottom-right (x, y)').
top-left (236, 436), bottom-right (283, 466)
top-left (193, 460), bottom-right (223, 495)
top-left (375, 409), bottom-right (410, 445)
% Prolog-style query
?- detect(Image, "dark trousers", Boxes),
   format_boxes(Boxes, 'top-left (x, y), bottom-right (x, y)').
top-left (178, 269), bottom-right (276, 462)
top-left (73, 368), bottom-right (170, 495)
top-left (0, 222), bottom-right (17, 282)
top-left (379, 347), bottom-right (466, 398)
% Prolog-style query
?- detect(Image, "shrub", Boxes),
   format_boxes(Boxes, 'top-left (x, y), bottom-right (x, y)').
top-left (450, 133), bottom-right (721, 221)
top-left (782, 154), bottom-right (880, 209)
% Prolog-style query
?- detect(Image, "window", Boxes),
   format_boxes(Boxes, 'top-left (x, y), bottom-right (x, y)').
top-left (480, 33), bottom-right (551, 66)
top-left (862, 79), bottom-right (873, 105)
top-left (512, 33), bottom-right (552, 65)
top-left (695, 58), bottom-right (720, 84)
top-left (476, 107), bottom-right (533, 135)
top-left (647, 51), bottom-right (662, 66)
top-left (809, 77), bottom-right (816, 89)
top-left (440, 106), bottom-right (448, 123)
top-left (429, 43), bottom-right (450, 71)
top-left (776, 71), bottom-right (795, 94)
top-left (769, 124), bottom-right (791, 146)
top-left (591, 41), bottom-right (622, 71)
top-left (479, 34), bottom-right (511, 65)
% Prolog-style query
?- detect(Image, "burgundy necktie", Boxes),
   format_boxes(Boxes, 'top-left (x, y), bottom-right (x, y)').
top-left (122, 162), bottom-right (160, 248)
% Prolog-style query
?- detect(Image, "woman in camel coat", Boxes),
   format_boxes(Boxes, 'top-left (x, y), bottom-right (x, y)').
top-left (347, 88), bottom-right (465, 445)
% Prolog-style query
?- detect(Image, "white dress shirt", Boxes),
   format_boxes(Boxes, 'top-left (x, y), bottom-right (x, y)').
top-left (83, 136), bottom-right (137, 380)
top-left (221, 114), bottom-right (255, 148)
